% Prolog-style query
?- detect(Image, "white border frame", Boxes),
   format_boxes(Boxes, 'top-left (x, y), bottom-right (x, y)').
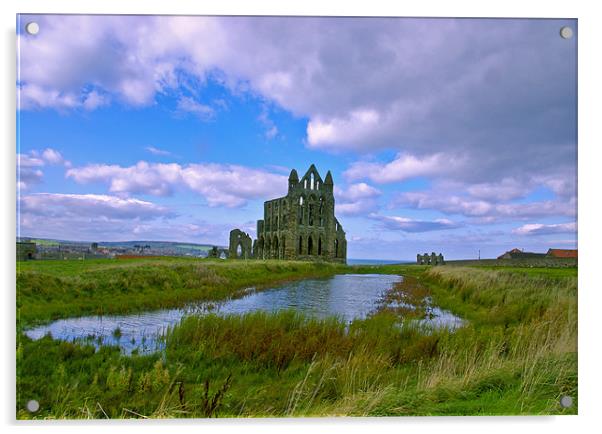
top-left (3, 1), bottom-right (600, 433)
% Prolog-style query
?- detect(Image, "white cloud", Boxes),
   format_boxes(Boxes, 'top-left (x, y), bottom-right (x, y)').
top-left (461, 175), bottom-right (577, 202)
top-left (16, 16), bottom-right (576, 230)
top-left (334, 182), bottom-right (381, 216)
top-left (66, 161), bottom-right (182, 197)
top-left (512, 222), bottom-right (577, 236)
top-left (535, 174), bottom-right (577, 199)
top-left (18, 169), bottom-right (43, 191)
top-left (130, 221), bottom-right (229, 244)
top-left (66, 161), bottom-right (288, 207)
top-left (336, 201), bottom-right (377, 216)
top-left (265, 126), bottom-right (278, 139)
top-left (17, 17), bottom-right (575, 165)
top-left (494, 200), bottom-right (577, 220)
top-left (466, 178), bottom-right (531, 202)
top-left (17, 192), bottom-right (253, 245)
top-left (176, 96), bottom-right (215, 120)
top-left (181, 164), bottom-right (287, 207)
top-left (369, 213), bottom-right (460, 233)
top-left (20, 193), bottom-right (173, 220)
top-left (396, 191), bottom-right (576, 222)
top-left (17, 148), bottom-right (69, 189)
top-left (18, 83), bottom-right (80, 110)
top-left (258, 104), bottom-right (279, 140)
top-left (18, 148), bottom-right (67, 167)
top-left (41, 148), bottom-right (65, 165)
top-left (18, 153), bottom-right (44, 168)
top-left (344, 153), bottom-right (464, 184)
top-left (82, 90), bottom-right (109, 110)
top-left (145, 146), bottom-right (172, 156)
top-left (397, 192), bottom-right (493, 217)
top-left (18, 198), bottom-right (233, 244)
top-left (307, 109), bottom-right (381, 150)
top-left (335, 182), bottom-right (381, 202)
top-left (18, 15), bottom-right (176, 109)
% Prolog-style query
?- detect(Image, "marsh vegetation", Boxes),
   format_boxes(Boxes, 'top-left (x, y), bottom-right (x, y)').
top-left (16, 259), bottom-right (577, 417)
top-left (17, 258), bottom-right (347, 326)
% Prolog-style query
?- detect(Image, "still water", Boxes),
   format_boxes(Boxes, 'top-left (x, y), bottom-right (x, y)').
top-left (25, 274), bottom-right (463, 354)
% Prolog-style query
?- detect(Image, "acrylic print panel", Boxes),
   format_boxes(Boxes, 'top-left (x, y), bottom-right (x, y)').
top-left (16, 15), bottom-right (577, 418)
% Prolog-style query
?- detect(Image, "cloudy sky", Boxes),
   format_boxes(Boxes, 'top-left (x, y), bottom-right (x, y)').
top-left (16, 15), bottom-right (577, 260)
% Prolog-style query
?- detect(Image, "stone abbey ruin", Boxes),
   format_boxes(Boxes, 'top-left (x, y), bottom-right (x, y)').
top-left (417, 252), bottom-right (445, 265)
top-left (228, 229), bottom-right (252, 259)
top-left (229, 165), bottom-right (347, 263)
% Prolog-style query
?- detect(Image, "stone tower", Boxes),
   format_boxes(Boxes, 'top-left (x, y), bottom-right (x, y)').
top-left (253, 164), bottom-right (346, 263)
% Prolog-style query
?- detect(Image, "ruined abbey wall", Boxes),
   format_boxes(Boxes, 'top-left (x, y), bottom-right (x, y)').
top-left (228, 229), bottom-right (253, 259)
top-left (252, 165), bottom-right (346, 263)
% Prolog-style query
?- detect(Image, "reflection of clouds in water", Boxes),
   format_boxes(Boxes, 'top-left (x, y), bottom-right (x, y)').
top-left (25, 274), bottom-right (464, 354)
top-left (419, 307), bottom-right (466, 330)
top-left (382, 295), bottom-right (466, 331)
top-left (217, 274), bottom-right (401, 322)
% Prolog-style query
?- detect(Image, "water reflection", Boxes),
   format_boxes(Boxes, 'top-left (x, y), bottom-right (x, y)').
top-left (25, 274), bottom-right (463, 354)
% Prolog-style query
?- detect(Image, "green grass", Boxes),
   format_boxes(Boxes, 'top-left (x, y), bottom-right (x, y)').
top-left (474, 266), bottom-right (577, 280)
top-left (422, 266), bottom-right (577, 327)
top-left (16, 260), bottom-right (577, 418)
top-left (446, 258), bottom-right (577, 268)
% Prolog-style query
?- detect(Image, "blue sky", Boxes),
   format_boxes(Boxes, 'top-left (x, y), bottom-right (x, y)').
top-left (16, 15), bottom-right (577, 260)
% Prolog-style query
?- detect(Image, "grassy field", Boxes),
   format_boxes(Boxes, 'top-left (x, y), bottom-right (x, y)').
top-left (447, 258), bottom-right (577, 268)
top-left (16, 259), bottom-right (577, 418)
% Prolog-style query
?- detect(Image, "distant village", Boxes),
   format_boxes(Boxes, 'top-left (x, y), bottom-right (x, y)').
top-left (16, 237), bottom-right (224, 261)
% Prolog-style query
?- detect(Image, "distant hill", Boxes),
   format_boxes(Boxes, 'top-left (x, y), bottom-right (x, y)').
top-left (17, 237), bottom-right (225, 252)
top-left (97, 240), bottom-right (223, 251)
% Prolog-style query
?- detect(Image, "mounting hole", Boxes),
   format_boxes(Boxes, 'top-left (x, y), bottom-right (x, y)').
top-left (559, 26), bottom-right (573, 39)
top-left (26, 399), bottom-right (40, 413)
top-left (559, 395), bottom-right (573, 408)
top-left (25, 22), bottom-right (39, 35)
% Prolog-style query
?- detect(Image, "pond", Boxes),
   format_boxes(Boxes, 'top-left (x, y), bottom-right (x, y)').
top-left (25, 274), bottom-right (464, 354)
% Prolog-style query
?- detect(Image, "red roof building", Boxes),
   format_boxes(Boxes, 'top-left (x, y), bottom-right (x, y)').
top-left (546, 249), bottom-right (578, 258)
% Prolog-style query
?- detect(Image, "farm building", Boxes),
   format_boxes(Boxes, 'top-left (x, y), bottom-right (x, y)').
top-left (546, 249), bottom-right (578, 259)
